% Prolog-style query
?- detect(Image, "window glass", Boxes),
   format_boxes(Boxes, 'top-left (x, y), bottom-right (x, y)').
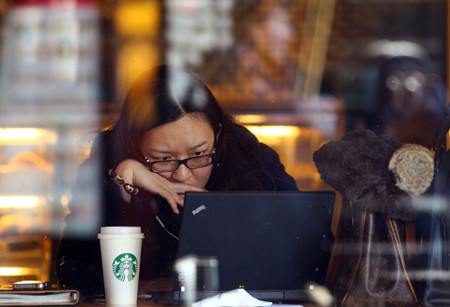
top-left (0, 0), bottom-right (447, 290)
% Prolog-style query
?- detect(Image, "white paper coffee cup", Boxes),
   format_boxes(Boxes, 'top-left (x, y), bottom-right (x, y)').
top-left (98, 226), bottom-right (144, 305)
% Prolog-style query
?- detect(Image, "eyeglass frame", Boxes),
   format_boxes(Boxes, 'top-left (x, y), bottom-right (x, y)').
top-left (143, 150), bottom-right (216, 173)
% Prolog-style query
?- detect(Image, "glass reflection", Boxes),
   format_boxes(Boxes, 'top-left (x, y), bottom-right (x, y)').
top-left (0, 1), bottom-right (445, 305)
top-left (0, 0), bottom-right (101, 285)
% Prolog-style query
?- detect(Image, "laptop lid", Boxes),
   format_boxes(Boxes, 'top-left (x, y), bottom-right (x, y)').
top-left (174, 191), bottom-right (335, 302)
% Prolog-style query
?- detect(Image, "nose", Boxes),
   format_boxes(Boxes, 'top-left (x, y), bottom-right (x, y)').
top-left (171, 164), bottom-right (193, 183)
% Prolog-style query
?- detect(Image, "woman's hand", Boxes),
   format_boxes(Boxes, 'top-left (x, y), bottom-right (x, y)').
top-left (113, 159), bottom-right (205, 214)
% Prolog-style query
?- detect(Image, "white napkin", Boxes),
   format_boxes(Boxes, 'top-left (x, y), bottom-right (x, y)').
top-left (192, 289), bottom-right (272, 307)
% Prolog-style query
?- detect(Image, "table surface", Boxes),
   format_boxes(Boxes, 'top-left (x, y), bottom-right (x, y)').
top-left (77, 300), bottom-right (319, 307)
top-left (75, 278), bottom-right (322, 307)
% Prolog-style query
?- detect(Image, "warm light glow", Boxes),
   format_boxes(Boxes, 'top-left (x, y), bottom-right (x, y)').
top-left (115, 1), bottom-right (160, 36)
top-left (60, 194), bottom-right (70, 208)
top-left (0, 267), bottom-right (22, 276)
top-left (0, 128), bottom-right (40, 139)
top-left (0, 196), bottom-right (43, 208)
top-left (0, 267), bottom-right (42, 278)
top-left (0, 128), bottom-right (57, 145)
top-left (0, 267), bottom-right (37, 276)
top-left (235, 114), bottom-right (268, 124)
top-left (117, 42), bottom-right (159, 92)
top-left (246, 125), bottom-right (300, 137)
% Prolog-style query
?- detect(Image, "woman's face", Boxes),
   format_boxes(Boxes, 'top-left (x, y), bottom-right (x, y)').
top-left (140, 113), bottom-right (215, 189)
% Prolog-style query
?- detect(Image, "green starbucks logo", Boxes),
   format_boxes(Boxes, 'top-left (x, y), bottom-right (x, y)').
top-left (112, 253), bottom-right (138, 282)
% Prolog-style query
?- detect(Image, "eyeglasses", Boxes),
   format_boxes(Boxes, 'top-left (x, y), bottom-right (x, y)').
top-left (144, 151), bottom-right (215, 173)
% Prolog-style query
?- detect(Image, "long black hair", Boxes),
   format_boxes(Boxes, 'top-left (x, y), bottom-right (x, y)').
top-left (102, 65), bottom-right (279, 191)
top-left (108, 65), bottom-right (223, 162)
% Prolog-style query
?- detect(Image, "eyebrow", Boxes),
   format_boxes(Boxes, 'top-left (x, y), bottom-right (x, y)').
top-left (149, 141), bottom-right (209, 155)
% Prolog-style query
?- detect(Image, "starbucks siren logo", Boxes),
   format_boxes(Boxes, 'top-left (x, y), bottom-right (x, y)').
top-left (112, 253), bottom-right (138, 282)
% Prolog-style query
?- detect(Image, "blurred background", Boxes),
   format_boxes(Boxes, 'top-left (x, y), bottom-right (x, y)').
top-left (0, 0), bottom-right (448, 287)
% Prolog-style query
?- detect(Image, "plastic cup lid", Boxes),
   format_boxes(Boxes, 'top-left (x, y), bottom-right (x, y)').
top-left (99, 226), bottom-right (142, 234)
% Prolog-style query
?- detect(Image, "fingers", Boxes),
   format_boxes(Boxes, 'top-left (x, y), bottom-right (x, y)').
top-left (170, 183), bottom-right (206, 195)
top-left (112, 159), bottom-right (207, 215)
top-left (157, 183), bottom-right (206, 214)
top-left (157, 187), bottom-right (183, 214)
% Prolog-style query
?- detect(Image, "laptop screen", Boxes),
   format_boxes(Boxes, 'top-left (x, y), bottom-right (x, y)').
top-left (176, 191), bottom-right (335, 293)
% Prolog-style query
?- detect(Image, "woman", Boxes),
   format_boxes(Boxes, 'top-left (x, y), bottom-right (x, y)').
top-left (57, 65), bottom-right (298, 294)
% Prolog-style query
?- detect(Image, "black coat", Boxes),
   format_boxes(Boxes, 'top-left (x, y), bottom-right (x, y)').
top-left (56, 124), bottom-right (298, 295)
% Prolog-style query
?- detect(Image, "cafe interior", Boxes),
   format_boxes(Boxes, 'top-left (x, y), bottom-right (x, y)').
top-left (0, 0), bottom-right (449, 306)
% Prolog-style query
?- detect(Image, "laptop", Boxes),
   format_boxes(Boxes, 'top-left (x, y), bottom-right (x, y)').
top-left (148, 191), bottom-right (335, 304)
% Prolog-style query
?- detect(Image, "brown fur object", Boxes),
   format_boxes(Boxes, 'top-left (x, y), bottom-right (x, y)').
top-left (313, 130), bottom-right (417, 221)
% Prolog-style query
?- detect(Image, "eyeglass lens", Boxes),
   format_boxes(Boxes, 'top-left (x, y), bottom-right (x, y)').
top-left (151, 155), bottom-right (213, 172)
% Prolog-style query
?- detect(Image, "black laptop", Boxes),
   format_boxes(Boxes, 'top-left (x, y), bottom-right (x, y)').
top-left (148, 191), bottom-right (335, 304)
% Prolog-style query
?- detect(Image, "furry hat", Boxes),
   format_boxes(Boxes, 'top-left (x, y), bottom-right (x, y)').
top-left (313, 130), bottom-right (434, 222)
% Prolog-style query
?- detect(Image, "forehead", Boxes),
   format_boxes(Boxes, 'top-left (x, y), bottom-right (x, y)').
top-left (140, 114), bottom-right (214, 152)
